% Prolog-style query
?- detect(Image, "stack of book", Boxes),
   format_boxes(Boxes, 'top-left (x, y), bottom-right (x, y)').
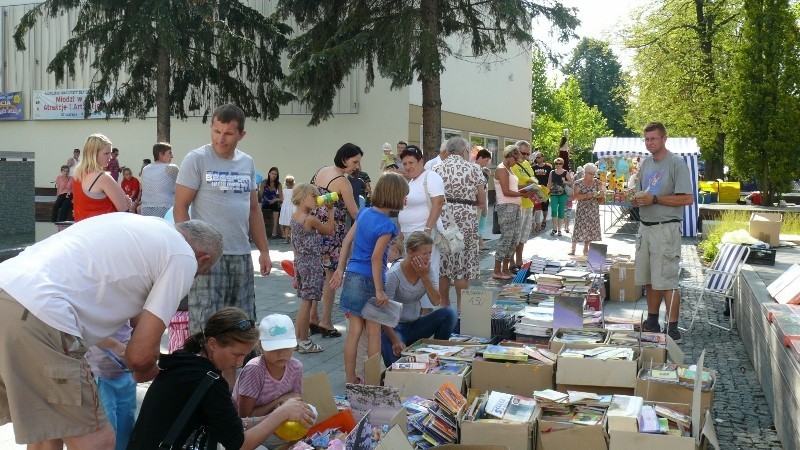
top-left (606, 331), bottom-right (667, 348)
top-left (560, 347), bottom-right (635, 361)
top-left (551, 328), bottom-right (606, 345)
top-left (638, 404), bottom-right (692, 436)
top-left (604, 315), bottom-right (645, 330)
top-left (639, 364), bottom-right (715, 390)
top-left (389, 358), bottom-right (471, 376)
top-left (463, 391), bottom-right (538, 423)
top-left (557, 269), bottom-right (593, 296)
top-left (492, 306), bottom-right (521, 340)
top-left (401, 342), bottom-right (486, 362)
top-left (534, 274), bottom-right (563, 294)
top-left (762, 303), bottom-right (800, 323)
top-left (544, 260), bottom-right (564, 275)
top-left (514, 305), bottom-right (554, 341)
top-left (448, 334), bottom-right (491, 344)
top-left (773, 312), bottom-right (800, 346)
top-left (529, 256), bottom-right (548, 274)
top-left (496, 283), bottom-right (535, 305)
top-left (534, 389), bottom-right (608, 428)
top-left (404, 381), bottom-right (466, 447)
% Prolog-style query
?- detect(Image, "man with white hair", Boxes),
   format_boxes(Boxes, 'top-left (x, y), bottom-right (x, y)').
top-left (424, 140), bottom-right (449, 171)
top-left (0, 213), bottom-right (222, 448)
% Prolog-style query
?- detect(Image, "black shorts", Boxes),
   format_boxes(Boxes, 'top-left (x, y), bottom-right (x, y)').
top-left (262, 201), bottom-right (281, 213)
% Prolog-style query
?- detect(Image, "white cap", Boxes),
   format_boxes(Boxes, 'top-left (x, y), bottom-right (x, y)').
top-left (382, 142), bottom-right (392, 151)
top-left (259, 314), bottom-right (297, 351)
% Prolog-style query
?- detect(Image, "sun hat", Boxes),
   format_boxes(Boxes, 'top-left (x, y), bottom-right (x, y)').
top-left (259, 314), bottom-right (297, 351)
top-left (503, 144), bottom-right (518, 158)
top-left (382, 142), bottom-right (392, 151)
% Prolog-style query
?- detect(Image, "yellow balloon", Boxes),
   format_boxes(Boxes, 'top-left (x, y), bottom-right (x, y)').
top-left (274, 420), bottom-right (308, 441)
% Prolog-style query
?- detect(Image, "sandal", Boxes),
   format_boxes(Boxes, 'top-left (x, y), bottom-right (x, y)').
top-left (550, 229), bottom-right (557, 236)
top-left (557, 231), bottom-right (562, 236)
top-left (564, 228), bottom-right (570, 233)
top-left (568, 250), bottom-right (575, 256)
top-left (321, 327), bottom-right (342, 338)
top-left (297, 339), bottom-right (323, 354)
top-left (309, 323), bottom-right (324, 335)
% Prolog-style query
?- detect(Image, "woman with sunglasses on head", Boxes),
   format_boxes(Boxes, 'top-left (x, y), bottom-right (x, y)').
top-left (398, 145), bottom-right (445, 313)
top-left (128, 307), bottom-right (315, 450)
top-left (547, 157), bottom-right (573, 237)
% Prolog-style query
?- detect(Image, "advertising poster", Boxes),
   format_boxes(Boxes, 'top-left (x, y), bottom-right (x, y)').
top-left (33, 89), bottom-right (122, 120)
top-left (0, 91), bottom-right (24, 121)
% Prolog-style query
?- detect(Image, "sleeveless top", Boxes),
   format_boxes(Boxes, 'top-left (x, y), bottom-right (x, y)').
top-left (72, 173), bottom-right (116, 221)
top-left (310, 171), bottom-right (347, 230)
top-left (290, 216), bottom-right (321, 256)
top-left (495, 164), bottom-right (521, 205)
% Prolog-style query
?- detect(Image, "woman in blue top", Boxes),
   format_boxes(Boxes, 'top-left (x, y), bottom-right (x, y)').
top-left (330, 172), bottom-right (408, 384)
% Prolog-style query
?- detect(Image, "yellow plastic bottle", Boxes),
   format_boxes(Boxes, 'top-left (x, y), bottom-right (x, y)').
top-left (315, 192), bottom-right (339, 206)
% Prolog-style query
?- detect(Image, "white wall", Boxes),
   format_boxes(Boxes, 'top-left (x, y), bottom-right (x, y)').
top-left (409, 37), bottom-right (532, 129)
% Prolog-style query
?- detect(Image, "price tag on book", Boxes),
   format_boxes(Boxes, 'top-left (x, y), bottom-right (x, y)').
top-left (460, 289), bottom-right (494, 339)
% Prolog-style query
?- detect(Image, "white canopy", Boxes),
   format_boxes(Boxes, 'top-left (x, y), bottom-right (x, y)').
top-left (592, 137), bottom-right (700, 237)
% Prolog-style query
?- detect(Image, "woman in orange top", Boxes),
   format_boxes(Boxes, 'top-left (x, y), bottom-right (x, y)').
top-left (72, 133), bottom-right (133, 221)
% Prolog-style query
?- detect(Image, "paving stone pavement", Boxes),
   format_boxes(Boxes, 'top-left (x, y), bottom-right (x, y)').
top-left (0, 225), bottom-right (785, 448)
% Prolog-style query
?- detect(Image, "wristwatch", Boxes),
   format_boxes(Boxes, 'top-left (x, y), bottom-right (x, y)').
top-left (653, 195), bottom-right (659, 204)
top-left (424, 227), bottom-right (432, 234)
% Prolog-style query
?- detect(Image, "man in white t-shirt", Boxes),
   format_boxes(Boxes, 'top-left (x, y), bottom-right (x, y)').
top-left (67, 148), bottom-right (80, 177)
top-left (0, 213), bottom-right (222, 448)
top-left (423, 141), bottom-right (448, 171)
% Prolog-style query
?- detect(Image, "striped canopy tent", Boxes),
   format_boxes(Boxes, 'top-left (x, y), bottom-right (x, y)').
top-left (592, 137), bottom-right (700, 237)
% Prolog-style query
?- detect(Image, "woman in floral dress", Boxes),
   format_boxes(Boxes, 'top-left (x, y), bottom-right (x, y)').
top-left (432, 137), bottom-right (486, 311)
top-left (570, 163), bottom-right (603, 256)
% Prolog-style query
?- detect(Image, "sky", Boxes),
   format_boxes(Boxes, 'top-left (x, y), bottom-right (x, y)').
top-left (533, 0), bottom-right (653, 77)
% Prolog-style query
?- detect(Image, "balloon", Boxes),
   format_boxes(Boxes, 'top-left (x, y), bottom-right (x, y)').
top-left (163, 206), bottom-right (191, 223)
top-left (255, 171), bottom-right (264, 186)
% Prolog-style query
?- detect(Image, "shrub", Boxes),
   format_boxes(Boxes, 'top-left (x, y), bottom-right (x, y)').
top-left (699, 210), bottom-right (750, 262)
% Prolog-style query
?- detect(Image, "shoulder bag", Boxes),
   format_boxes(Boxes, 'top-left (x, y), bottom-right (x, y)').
top-left (423, 172), bottom-right (465, 253)
top-left (158, 370), bottom-right (220, 450)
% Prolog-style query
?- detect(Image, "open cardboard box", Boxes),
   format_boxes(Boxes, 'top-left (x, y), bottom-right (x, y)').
top-left (537, 417), bottom-right (608, 450)
top-left (549, 328), bottom-right (610, 354)
top-left (610, 351), bottom-right (719, 449)
top-left (459, 388), bottom-right (539, 450)
top-left (554, 344), bottom-right (641, 394)
top-left (385, 339), bottom-right (477, 398)
top-left (604, 332), bottom-right (684, 366)
top-left (471, 357), bottom-right (554, 395)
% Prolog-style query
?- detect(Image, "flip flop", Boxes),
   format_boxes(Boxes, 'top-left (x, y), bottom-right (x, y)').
top-left (491, 274), bottom-right (512, 280)
top-left (309, 323), bottom-right (324, 335)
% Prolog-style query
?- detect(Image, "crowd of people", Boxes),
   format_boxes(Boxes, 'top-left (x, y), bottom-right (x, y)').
top-left (3, 107), bottom-right (690, 449)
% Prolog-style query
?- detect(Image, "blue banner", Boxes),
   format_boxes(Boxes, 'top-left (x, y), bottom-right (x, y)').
top-left (0, 91), bottom-right (24, 121)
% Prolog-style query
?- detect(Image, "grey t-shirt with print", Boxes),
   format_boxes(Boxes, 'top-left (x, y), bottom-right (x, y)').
top-left (635, 151), bottom-right (693, 222)
top-left (176, 144), bottom-right (256, 255)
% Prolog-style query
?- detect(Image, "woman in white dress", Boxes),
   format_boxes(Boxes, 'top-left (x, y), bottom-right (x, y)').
top-left (279, 175), bottom-right (295, 243)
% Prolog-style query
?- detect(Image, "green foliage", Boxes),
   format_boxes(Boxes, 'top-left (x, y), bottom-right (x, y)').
top-left (726, 0), bottom-right (800, 205)
top-left (275, 0), bottom-right (578, 157)
top-left (783, 213), bottom-right (800, 235)
top-left (531, 75), bottom-right (612, 164)
top-left (624, 0), bottom-right (740, 180)
top-left (562, 38), bottom-right (633, 137)
top-left (698, 210), bottom-right (750, 261)
top-left (14, 0), bottom-right (294, 141)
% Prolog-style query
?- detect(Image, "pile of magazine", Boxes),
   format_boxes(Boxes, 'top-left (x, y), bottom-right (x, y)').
top-left (533, 389), bottom-right (608, 428)
top-left (607, 394), bottom-right (691, 436)
top-left (463, 391), bottom-right (538, 423)
top-left (639, 363), bottom-right (715, 390)
top-left (402, 381), bottom-right (466, 448)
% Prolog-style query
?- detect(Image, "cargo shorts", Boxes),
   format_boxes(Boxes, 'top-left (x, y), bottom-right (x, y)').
top-left (634, 221), bottom-right (682, 291)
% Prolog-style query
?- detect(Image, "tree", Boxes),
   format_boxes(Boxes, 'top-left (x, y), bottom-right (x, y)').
top-left (275, 0), bottom-right (579, 160)
top-left (563, 38), bottom-right (633, 137)
top-left (531, 76), bottom-right (612, 166)
top-left (727, 0), bottom-right (800, 204)
top-left (624, 0), bottom-right (740, 180)
top-left (14, 1), bottom-right (294, 142)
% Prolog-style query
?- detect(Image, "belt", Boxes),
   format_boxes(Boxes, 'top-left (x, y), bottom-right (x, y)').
top-left (640, 219), bottom-right (682, 226)
top-left (446, 197), bottom-right (477, 206)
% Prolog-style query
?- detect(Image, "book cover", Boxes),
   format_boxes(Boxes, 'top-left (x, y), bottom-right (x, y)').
top-left (638, 405), bottom-right (660, 433)
top-left (484, 391), bottom-right (512, 419)
top-left (503, 394), bottom-right (537, 423)
top-left (534, 389), bottom-right (569, 403)
top-left (649, 369), bottom-right (679, 383)
top-left (435, 381), bottom-right (467, 415)
top-left (482, 344), bottom-right (529, 362)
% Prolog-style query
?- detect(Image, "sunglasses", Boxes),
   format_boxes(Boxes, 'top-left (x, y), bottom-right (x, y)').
top-left (555, 163), bottom-right (563, 165)
top-left (215, 319), bottom-right (255, 336)
top-left (520, 152), bottom-right (530, 156)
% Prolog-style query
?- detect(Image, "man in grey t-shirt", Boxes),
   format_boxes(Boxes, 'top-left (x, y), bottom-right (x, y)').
top-left (174, 104), bottom-right (271, 334)
top-left (632, 122), bottom-right (694, 342)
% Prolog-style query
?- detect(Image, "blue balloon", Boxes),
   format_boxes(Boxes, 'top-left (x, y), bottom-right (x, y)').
top-left (255, 171), bottom-right (264, 186)
top-left (163, 206), bottom-right (191, 223)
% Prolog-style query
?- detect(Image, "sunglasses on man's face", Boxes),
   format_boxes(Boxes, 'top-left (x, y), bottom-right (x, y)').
top-left (215, 319), bottom-right (256, 336)
top-left (520, 152), bottom-right (530, 156)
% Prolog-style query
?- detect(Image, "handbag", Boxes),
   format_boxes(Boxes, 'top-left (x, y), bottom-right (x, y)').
top-left (423, 172), bottom-right (465, 253)
top-left (549, 172), bottom-right (565, 196)
top-left (492, 207), bottom-right (501, 234)
top-left (158, 370), bottom-right (220, 450)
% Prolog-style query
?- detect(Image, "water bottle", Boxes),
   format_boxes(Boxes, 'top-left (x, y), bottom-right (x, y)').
top-left (316, 192), bottom-right (339, 206)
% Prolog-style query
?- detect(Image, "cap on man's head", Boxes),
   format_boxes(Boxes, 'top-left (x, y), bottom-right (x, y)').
top-left (258, 314), bottom-right (297, 351)
top-left (503, 145), bottom-right (518, 158)
top-left (382, 142), bottom-right (392, 151)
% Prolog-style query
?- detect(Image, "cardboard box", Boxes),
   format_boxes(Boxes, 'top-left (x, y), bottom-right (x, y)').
top-left (383, 366), bottom-right (471, 399)
top-left (549, 328), bottom-right (609, 354)
top-left (749, 212), bottom-right (782, 247)
top-left (537, 419), bottom-right (608, 450)
top-left (609, 261), bottom-right (640, 302)
top-left (611, 351), bottom-right (719, 450)
top-left (460, 402), bottom-right (539, 450)
top-left (471, 358), bottom-right (554, 395)
top-left (555, 346), bottom-right (640, 391)
top-left (634, 366), bottom-right (715, 414)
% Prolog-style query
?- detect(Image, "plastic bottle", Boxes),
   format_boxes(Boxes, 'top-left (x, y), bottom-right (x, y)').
top-left (316, 192), bottom-right (339, 206)
top-left (274, 404), bottom-right (317, 441)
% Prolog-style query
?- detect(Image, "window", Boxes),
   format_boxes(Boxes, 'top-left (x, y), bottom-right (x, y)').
top-left (442, 128), bottom-right (462, 140)
top-left (470, 133), bottom-right (500, 165)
